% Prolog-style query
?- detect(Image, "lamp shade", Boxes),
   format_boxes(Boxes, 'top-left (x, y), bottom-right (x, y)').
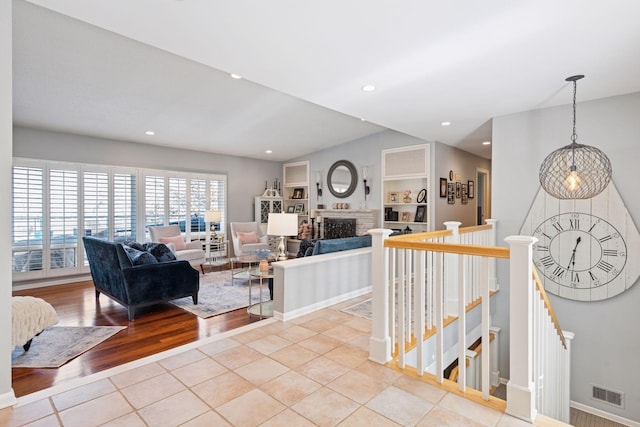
top-left (205, 210), bottom-right (222, 223)
top-left (267, 213), bottom-right (298, 236)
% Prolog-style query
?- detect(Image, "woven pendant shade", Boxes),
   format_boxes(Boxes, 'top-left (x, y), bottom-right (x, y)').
top-left (538, 75), bottom-right (612, 199)
top-left (539, 142), bottom-right (612, 199)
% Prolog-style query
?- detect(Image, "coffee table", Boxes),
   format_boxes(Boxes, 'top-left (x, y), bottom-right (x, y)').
top-left (247, 268), bottom-right (273, 318)
top-left (229, 252), bottom-right (275, 285)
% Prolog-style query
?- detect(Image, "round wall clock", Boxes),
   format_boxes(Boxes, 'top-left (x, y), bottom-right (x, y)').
top-left (520, 183), bottom-right (640, 301)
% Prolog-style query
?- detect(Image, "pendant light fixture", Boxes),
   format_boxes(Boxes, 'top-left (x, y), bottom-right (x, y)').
top-left (538, 75), bottom-right (612, 199)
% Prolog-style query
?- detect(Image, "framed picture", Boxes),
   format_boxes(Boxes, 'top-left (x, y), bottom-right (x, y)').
top-left (294, 203), bottom-right (304, 213)
top-left (287, 206), bottom-right (295, 213)
top-left (439, 178), bottom-right (447, 198)
top-left (461, 184), bottom-right (468, 204)
top-left (447, 183), bottom-right (455, 204)
top-left (400, 211), bottom-right (410, 222)
top-left (456, 182), bottom-right (461, 198)
top-left (414, 205), bottom-right (426, 222)
top-left (292, 188), bottom-right (304, 199)
top-left (389, 192), bottom-right (399, 203)
top-left (384, 207), bottom-right (393, 221)
top-left (468, 180), bottom-right (475, 198)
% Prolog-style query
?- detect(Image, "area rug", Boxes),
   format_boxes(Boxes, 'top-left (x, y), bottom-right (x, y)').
top-left (170, 269), bottom-right (271, 318)
top-left (11, 326), bottom-right (126, 368)
top-left (342, 298), bottom-right (373, 319)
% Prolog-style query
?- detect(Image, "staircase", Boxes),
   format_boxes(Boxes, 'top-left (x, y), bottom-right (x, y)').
top-left (367, 221), bottom-right (573, 424)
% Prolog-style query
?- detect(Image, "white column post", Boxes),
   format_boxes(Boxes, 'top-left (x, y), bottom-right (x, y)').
top-left (369, 228), bottom-right (393, 364)
top-left (504, 235), bottom-right (538, 423)
top-left (0, 0), bottom-right (17, 410)
top-left (444, 221), bottom-right (461, 316)
top-left (485, 219), bottom-right (498, 291)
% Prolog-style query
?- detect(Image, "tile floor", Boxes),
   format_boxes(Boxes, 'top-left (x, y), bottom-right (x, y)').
top-left (1, 295), bottom-right (552, 427)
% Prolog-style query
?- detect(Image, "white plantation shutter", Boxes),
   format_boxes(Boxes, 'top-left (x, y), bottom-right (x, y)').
top-left (190, 179), bottom-right (207, 236)
top-left (145, 175), bottom-right (165, 233)
top-left (12, 166), bottom-right (44, 273)
top-left (49, 168), bottom-right (78, 270)
top-left (169, 177), bottom-right (187, 226)
top-left (83, 171), bottom-right (109, 239)
top-left (113, 173), bottom-right (136, 242)
top-left (209, 178), bottom-right (226, 233)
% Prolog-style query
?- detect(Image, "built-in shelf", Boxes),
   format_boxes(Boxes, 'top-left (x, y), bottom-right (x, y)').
top-left (382, 144), bottom-right (430, 232)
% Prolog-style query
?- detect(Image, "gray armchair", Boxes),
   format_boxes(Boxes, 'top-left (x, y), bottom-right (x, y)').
top-left (149, 225), bottom-right (206, 274)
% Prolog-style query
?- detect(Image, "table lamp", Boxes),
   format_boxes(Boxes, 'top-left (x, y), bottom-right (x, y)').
top-left (204, 210), bottom-right (222, 258)
top-left (267, 213), bottom-right (298, 261)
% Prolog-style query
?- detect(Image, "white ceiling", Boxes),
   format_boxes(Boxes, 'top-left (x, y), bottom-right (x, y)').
top-left (13, 0), bottom-right (640, 161)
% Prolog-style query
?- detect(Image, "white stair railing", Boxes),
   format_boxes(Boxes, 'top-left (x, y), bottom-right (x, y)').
top-left (369, 223), bottom-right (572, 424)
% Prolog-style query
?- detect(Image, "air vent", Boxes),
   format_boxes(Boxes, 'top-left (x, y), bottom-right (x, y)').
top-left (592, 384), bottom-right (624, 408)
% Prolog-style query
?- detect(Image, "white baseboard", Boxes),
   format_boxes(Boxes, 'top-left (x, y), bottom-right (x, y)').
top-left (13, 274), bottom-right (92, 291)
top-left (571, 400), bottom-right (639, 427)
top-left (0, 389), bottom-right (17, 410)
top-left (274, 286), bottom-right (371, 322)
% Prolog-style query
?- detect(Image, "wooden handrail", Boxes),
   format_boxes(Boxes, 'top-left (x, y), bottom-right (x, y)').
top-left (459, 224), bottom-right (493, 234)
top-left (385, 240), bottom-right (510, 259)
top-left (532, 267), bottom-right (567, 349)
top-left (388, 229), bottom-right (452, 242)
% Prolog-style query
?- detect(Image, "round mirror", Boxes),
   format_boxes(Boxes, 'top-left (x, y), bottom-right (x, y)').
top-left (327, 160), bottom-right (357, 198)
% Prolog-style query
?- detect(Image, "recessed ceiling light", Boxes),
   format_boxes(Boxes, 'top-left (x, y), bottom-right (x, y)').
top-left (145, 130), bottom-right (155, 135)
top-left (441, 121), bottom-right (451, 126)
top-left (265, 150), bottom-right (273, 154)
top-left (360, 118), bottom-right (367, 122)
top-left (361, 84), bottom-right (376, 92)
top-left (482, 141), bottom-right (492, 145)
top-left (230, 73), bottom-right (242, 79)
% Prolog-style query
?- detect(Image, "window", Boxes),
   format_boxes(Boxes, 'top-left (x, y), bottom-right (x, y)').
top-left (12, 158), bottom-right (226, 282)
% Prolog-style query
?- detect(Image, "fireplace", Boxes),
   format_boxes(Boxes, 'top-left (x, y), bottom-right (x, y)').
top-left (323, 218), bottom-right (356, 240)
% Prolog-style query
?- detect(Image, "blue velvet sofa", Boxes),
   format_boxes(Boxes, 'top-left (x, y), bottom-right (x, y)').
top-left (83, 236), bottom-right (200, 320)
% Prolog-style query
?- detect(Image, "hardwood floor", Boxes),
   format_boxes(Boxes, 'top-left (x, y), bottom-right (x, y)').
top-left (11, 264), bottom-right (259, 398)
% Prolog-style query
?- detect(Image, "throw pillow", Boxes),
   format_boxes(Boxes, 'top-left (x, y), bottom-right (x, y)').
top-left (122, 240), bottom-right (145, 252)
top-left (237, 231), bottom-right (260, 244)
top-left (158, 235), bottom-right (187, 251)
top-left (144, 242), bottom-right (177, 262)
top-left (123, 246), bottom-right (159, 266)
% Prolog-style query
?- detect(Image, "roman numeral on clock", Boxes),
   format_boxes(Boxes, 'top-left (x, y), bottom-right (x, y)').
top-left (571, 271), bottom-right (580, 282)
top-left (597, 260), bottom-right (614, 273)
top-left (603, 249), bottom-right (618, 257)
top-left (552, 222), bottom-right (564, 233)
top-left (599, 235), bottom-right (613, 243)
top-left (540, 256), bottom-right (554, 267)
top-left (569, 219), bottom-right (579, 229)
top-left (536, 245), bottom-right (549, 252)
top-left (552, 266), bottom-right (566, 278)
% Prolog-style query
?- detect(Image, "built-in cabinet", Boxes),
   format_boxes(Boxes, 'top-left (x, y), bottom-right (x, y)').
top-left (283, 160), bottom-right (309, 224)
top-left (382, 144), bottom-right (430, 233)
top-left (254, 193), bottom-right (283, 227)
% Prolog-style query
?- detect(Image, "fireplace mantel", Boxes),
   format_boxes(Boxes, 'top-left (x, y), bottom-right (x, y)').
top-left (315, 209), bottom-right (375, 237)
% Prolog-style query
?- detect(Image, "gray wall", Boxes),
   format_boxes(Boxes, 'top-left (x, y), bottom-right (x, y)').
top-left (1, 0), bottom-right (15, 408)
top-left (492, 92), bottom-right (640, 420)
top-left (433, 143), bottom-right (491, 230)
top-left (13, 127), bottom-right (283, 238)
top-left (289, 129), bottom-right (490, 231)
top-left (289, 129), bottom-right (432, 226)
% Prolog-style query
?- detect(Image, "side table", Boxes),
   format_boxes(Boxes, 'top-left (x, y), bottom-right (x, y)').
top-left (247, 268), bottom-right (273, 318)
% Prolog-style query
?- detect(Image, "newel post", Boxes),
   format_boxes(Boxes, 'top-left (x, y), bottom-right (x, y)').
top-left (368, 228), bottom-right (393, 364)
top-left (504, 235), bottom-right (538, 423)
